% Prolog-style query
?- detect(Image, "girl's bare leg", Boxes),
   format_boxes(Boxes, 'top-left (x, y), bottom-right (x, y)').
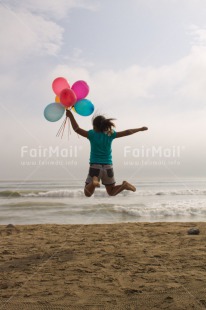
top-left (84, 176), bottom-right (100, 197)
top-left (105, 181), bottom-right (136, 196)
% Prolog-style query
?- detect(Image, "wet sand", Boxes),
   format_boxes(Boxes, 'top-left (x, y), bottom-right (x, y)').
top-left (0, 222), bottom-right (206, 309)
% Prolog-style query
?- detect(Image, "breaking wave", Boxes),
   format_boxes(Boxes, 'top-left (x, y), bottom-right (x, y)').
top-left (1, 188), bottom-right (206, 198)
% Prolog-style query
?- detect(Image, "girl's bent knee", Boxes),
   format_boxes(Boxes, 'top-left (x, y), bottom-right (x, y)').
top-left (106, 188), bottom-right (115, 196)
top-left (109, 192), bottom-right (116, 196)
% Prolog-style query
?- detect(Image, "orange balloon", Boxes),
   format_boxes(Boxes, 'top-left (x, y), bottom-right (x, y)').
top-left (55, 95), bottom-right (60, 103)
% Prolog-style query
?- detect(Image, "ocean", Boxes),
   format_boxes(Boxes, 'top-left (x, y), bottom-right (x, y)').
top-left (0, 178), bottom-right (206, 225)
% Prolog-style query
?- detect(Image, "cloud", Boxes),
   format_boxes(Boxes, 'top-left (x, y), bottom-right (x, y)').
top-left (0, 0), bottom-right (98, 66)
top-left (189, 24), bottom-right (206, 46)
top-left (91, 27), bottom-right (206, 111)
top-left (2, 23), bottom-right (206, 120)
top-left (0, 6), bottom-right (63, 65)
top-left (2, 0), bottom-right (99, 19)
top-left (56, 42), bottom-right (206, 113)
top-left (131, 0), bottom-right (206, 11)
top-left (1, 20), bottom-right (206, 115)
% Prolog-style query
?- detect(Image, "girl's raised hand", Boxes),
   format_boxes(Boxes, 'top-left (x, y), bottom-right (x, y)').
top-left (66, 109), bottom-right (73, 118)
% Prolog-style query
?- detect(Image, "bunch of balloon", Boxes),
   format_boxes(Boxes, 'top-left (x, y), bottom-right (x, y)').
top-left (43, 77), bottom-right (95, 138)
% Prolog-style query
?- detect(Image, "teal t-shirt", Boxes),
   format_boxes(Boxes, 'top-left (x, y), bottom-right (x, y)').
top-left (88, 130), bottom-right (117, 164)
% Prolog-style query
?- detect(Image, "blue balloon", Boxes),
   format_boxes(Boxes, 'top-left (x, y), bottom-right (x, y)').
top-left (74, 99), bottom-right (94, 116)
top-left (44, 103), bottom-right (65, 122)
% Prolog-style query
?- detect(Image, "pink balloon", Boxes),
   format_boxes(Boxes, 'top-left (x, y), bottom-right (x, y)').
top-left (52, 77), bottom-right (70, 96)
top-left (60, 88), bottom-right (77, 108)
top-left (71, 80), bottom-right (89, 100)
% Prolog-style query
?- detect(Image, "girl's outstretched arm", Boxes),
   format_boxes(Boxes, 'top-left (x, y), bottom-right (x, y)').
top-left (66, 110), bottom-right (88, 138)
top-left (116, 127), bottom-right (148, 138)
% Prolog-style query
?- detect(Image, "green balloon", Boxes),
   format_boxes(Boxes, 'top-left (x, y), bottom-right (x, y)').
top-left (74, 99), bottom-right (94, 116)
top-left (44, 103), bottom-right (65, 122)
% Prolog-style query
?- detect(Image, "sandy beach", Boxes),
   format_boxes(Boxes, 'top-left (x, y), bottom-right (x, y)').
top-left (0, 222), bottom-right (206, 309)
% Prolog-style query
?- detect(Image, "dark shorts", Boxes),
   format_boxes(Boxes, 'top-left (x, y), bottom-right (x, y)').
top-left (85, 164), bottom-right (116, 186)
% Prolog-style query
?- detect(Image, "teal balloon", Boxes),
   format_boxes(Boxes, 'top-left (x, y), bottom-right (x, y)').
top-left (74, 99), bottom-right (94, 116)
top-left (44, 103), bottom-right (65, 122)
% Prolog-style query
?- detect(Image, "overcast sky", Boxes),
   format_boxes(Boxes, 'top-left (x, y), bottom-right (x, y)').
top-left (0, 0), bottom-right (206, 181)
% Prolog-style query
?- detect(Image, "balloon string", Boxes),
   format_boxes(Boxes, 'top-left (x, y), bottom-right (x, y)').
top-left (57, 118), bottom-right (66, 137)
top-left (61, 117), bottom-right (67, 139)
top-left (56, 111), bottom-right (73, 139)
top-left (56, 117), bottom-right (66, 137)
top-left (56, 116), bottom-right (67, 138)
top-left (68, 118), bottom-right (71, 140)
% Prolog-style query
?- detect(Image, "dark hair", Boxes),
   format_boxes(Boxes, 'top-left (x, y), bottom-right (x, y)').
top-left (92, 115), bottom-right (116, 133)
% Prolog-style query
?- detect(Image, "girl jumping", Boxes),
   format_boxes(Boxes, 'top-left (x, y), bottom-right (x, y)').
top-left (66, 110), bottom-right (148, 197)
